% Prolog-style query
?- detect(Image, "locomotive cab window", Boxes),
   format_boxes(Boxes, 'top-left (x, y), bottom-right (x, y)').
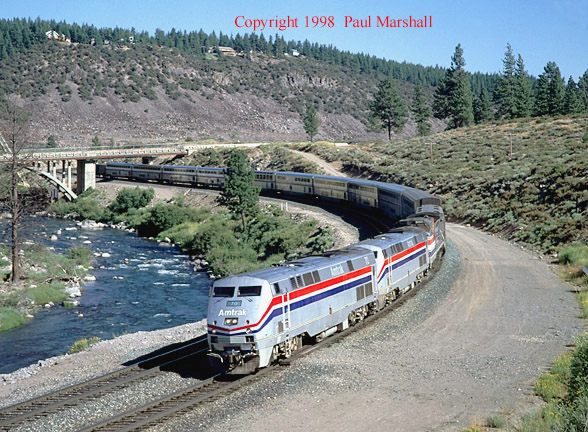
top-left (213, 286), bottom-right (234, 297)
top-left (238, 285), bottom-right (262, 296)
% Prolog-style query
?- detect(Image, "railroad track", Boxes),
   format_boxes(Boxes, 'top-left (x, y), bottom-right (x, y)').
top-left (72, 271), bottom-right (432, 432)
top-left (0, 336), bottom-right (208, 431)
top-left (0, 253), bottom-right (433, 432)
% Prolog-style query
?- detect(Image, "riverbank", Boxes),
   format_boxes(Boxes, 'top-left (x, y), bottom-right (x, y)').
top-left (0, 218), bottom-right (93, 333)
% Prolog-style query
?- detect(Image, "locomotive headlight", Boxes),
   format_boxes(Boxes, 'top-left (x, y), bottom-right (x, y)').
top-left (246, 328), bottom-right (252, 334)
top-left (224, 317), bottom-right (239, 326)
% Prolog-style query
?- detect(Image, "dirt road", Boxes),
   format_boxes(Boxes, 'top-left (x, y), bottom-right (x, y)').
top-left (169, 223), bottom-right (584, 432)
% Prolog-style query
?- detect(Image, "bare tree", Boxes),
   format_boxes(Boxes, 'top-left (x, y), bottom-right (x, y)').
top-left (0, 98), bottom-right (32, 284)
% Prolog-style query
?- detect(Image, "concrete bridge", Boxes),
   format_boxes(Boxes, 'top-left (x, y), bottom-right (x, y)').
top-left (0, 142), bottom-right (263, 200)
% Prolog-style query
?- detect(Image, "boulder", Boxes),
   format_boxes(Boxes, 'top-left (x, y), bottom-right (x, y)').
top-left (64, 282), bottom-right (82, 298)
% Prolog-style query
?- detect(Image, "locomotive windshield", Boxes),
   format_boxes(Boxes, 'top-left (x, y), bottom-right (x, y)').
top-left (238, 285), bottom-right (262, 296)
top-left (213, 286), bottom-right (235, 297)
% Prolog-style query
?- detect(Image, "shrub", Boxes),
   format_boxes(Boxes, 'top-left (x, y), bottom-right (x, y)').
top-left (535, 372), bottom-right (567, 402)
top-left (108, 187), bottom-right (154, 214)
top-left (135, 201), bottom-right (203, 237)
top-left (567, 334), bottom-right (588, 403)
top-left (68, 336), bottom-right (101, 354)
top-left (558, 244), bottom-right (588, 266)
top-left (66, 246), bottom-right (92, 267)
top-left (486, 413), bottom-right (507, 428)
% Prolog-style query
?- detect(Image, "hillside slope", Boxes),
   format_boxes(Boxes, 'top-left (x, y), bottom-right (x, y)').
top-left (299, 115), bottom-right (588, 253)
top-left (1, 43), bottom-right (445, 146)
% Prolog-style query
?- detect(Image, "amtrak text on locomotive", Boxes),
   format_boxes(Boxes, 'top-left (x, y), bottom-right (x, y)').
top-left (218, 308), bottom-right (247, 316)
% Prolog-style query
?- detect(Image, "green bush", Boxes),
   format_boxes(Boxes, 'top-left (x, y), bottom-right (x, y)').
top-left (486, 413), bottom-right (507, 428)
top-left (135, 200), bottom-right (202, 237)
top-left (50, 200), bottom-right (75, 217)
top-left (68, 336), bottom-right (101, 354)
top-left (568, 334), bottom-right (588, 403)
top-left (66, 246), bottom-right (92, 267)
top-left (108, 187), bottom-right (154, 214)
top-left (559, 244), bottom-right (588, 266)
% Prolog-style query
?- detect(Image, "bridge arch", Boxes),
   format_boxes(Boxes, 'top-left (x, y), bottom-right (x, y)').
top-left (26, 167), bottom-right (78, 201)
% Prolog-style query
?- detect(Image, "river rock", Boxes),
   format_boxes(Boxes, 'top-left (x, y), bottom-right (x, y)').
top-left (64, 282), bottom-right (82, 298)
top-left (79, 220), bottom-right (106, 230)
top-left (83, 274), bottom-right (96, 282)
top-left (101, 252), bottom-right (111, 258)
top-left (158, 241), bottom-right (172, 247)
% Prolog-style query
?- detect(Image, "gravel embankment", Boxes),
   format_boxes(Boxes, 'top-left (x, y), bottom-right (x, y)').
top-left (0, 321), bottom-right (207, 409)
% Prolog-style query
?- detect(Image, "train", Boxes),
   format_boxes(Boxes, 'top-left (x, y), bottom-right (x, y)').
top-left (96, 161), bottom-right (445, 374)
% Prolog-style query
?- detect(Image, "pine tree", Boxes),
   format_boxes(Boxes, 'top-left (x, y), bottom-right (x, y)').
top-left (494, 43), bottom-right (517, 119)
top-left (576, 70), bottom-right (588, 113)
top-left (433, 44), bottom-right (474, 129)
top-left (217, 150), bottom-right (260, 231)
top-left (303, 105), bottom-right (319, 141)
top-left (563, 76), bottom-right (583, 114)
top-left (473, 89), bottom-right (492, 123)
top-left (535, 61), bottom-right (565, 116)
top-left (411, 85), bottom-right (431, 136)
top-left (369, 78), bottom-right (408, 140)
top-left (513, 54), bottom-right (534, 117)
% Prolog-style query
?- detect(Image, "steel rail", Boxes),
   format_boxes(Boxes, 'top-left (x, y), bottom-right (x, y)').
top-left (0, 336), bottom-right (208, 431)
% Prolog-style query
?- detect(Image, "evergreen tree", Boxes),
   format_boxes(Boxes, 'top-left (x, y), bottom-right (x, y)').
top-left (369, 78), bottom-right (408, 140)
top-left (535, 61), bottom-right (565, 116)
top-left (577, 70), bottom-right (588, 112)
top-left (513, 54), bottom-right (534, 117)
top-left (473, 89), bottom-right (492, 123)
top-left (411, 85), bottom-right (431, 136)
top-left (217, 150), bottom-right (260, 231)
top-left (433, 44), bottom-right (474, 129)
top-left (494, 43), bottom-right (517, 119)
top-left (47, 135), bottom-right (56, 148)
top-left (303, 105), bottom-right (319, 141)
top-left (563, 76), bottom-right (583, 114)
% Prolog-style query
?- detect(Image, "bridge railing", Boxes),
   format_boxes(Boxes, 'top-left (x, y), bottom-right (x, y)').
top-left (0, 142), bottom-right (266, 162)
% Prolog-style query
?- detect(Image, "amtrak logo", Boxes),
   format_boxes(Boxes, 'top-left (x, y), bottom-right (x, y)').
top-left (218, 309), bottom-right (247, 316)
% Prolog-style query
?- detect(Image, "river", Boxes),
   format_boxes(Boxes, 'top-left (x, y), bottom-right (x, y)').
top-left (0, 217), bottom-right (211, 374)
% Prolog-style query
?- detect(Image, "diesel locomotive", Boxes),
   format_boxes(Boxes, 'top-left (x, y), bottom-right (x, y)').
top-left (96, 161), bottom-right (445, 374)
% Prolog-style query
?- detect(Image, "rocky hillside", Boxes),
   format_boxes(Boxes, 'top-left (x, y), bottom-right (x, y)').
top-left (1, 42), bottom-right (448, 146)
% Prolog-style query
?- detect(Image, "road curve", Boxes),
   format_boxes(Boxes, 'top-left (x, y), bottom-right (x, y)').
top-left (172, 223), bottom-right (584, 432)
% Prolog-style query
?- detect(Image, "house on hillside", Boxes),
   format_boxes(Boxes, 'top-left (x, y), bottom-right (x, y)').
top-left (217, 46), bottom-right (237, 56)
top-left (45, 30), bottom-right (71, 43)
